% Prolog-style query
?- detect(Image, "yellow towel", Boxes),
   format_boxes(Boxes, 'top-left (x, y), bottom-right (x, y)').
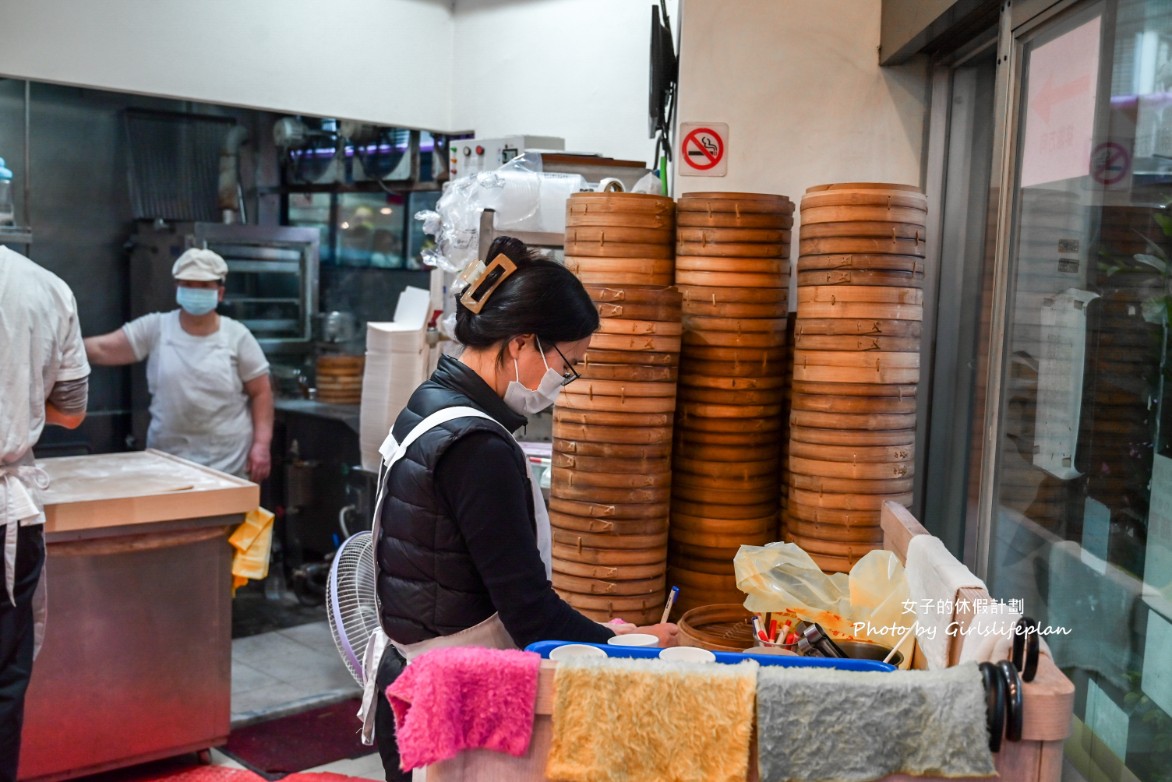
top-left (546, 657), bottom-right (758, 782)
top-left (229, 507), bottom-right (275, 594)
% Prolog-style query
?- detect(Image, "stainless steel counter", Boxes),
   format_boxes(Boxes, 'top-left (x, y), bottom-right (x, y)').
top-left (275, 397), bottom-right (361, 435)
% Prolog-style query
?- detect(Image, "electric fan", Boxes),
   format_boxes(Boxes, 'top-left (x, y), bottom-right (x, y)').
top-left (326, 531), bottom-right (381, 686)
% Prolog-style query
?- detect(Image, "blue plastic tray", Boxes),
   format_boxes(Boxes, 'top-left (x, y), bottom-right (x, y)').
top-left (525, 640), bottom-right (895, 672)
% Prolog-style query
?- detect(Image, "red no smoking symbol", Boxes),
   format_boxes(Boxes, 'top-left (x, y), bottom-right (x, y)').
top-left (683, 127), bottom-right (724, 170)
top-left (1091, 141), bottom-right (1130, 186)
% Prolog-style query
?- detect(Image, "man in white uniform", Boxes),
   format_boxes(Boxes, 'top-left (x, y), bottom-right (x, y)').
top-left (84, 249), bottom-right (273, 482)
top-left (0, 247), bottom-right (89, 781)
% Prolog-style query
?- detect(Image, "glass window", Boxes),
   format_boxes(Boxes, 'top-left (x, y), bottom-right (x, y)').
top-left (985, 3), bottom-right (1172, 779)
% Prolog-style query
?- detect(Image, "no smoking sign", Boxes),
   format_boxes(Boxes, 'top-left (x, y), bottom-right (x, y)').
top-left (679, 122), bottom-right (728, 177)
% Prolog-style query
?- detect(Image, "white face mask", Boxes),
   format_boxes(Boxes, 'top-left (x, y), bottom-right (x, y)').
top-left (503, 337), bottom-right (565, 415)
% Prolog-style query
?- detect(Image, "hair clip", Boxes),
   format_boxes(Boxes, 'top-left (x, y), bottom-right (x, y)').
top-left (458, 253), bottom-right (517, 314)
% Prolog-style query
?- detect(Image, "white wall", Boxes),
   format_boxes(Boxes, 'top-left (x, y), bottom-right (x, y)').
top-left (451, 0), bottom-right (676, 165)
top-left (0, 0), bottom-right (454, 130)
top-left (674, 0), bottom-right (929, 199)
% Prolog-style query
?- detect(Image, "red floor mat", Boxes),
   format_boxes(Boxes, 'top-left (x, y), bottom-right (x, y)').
top-left (221, 698), bottom-right (374, 777)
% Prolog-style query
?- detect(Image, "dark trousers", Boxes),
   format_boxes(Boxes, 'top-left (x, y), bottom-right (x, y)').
top-left (374, 645), bottom-right (411, 782)
top-left (0, 524), bottom-right (44, 782)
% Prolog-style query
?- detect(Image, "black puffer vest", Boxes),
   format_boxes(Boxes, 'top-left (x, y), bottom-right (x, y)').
top-left (375, 355), bottom-right (530, 644)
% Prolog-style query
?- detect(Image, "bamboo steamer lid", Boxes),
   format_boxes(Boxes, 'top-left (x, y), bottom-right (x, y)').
top-left (671, 482), bottom-right (779, 505)
top-left (676, 242), bottom-right (788, 259)
top-left (792, 333), bottom-right (921, 352)
top-left (566, 255), bottom-right (675, 275)
top-left (583, 348), bottom-right (679, 366)
top-left (672, 498), bottom-right (779, 520)
top-left (672, 512), bottom-right (775, 534)
top-left (566, 208), bottom-right (673, 231)
top-left (570, 377), bottom-right (680, 397)
top-left (551, 512), bottom-right (669, 537)
top-left (799, 236), bottom-right (925, 257)
top-left (678, 191), bottom-right (794, 212)
top-left (559, 591), bottom-right (665, 614)
top-left (549, 497), bottom-right (671, 520)
top-left (795, 318), bottom-right (922, 337)
top-left (788, 440), bottom-right (914, 463)
top-left (552, 452), bottom-right (672, 475)
top-left (677, 226), bottom-right (791, 244)
top-left (800, 221), bottom-right (925, 240)
top-left (565, 225), bottom-right (675, 245)
top-left (675, 456), bottom-right (779, 478)
top-left (784, 531), bottom-right (882, 557)
top-left (585, 283), bottom-right (683, 307)
top-left (552, 525), bottom-right (669, 549)
top-left (680, 284), bottom-right (788, 305)
top-left (676, 411), bottom-right (782, 433)
top-left (565, 241), bottom-right (675, 259)
top-left (681, 345), bottom-right (785, 363)
top-left (675, 604), bottom-right (756, 652)
top-left (552, 419), bottom-right (674, 445)
top-left (797, 253), bottom-right (925, 273)
top-left (552, 540), bottom-right (668, 565)
top-left (557, 391), bottom-right (677, 414)
top-left (577, 362), bottom-right (678, 382)
top-left (678, 386), bottom-right (785, 406)
top-left (569, 191), bottom-right (675, 213)
top-left (789, 487), bottom-right (912, 510)
top-left (677, 211), bottom-right (793, 229)
top-left (785, 516), bottom-right (883, 543)
top-left (789, 379), bottom-right (917, 397)
top-left (553, 571), bottom-right (667, 597)
top-left (797, 300), bottom-right (923, 321)
top-left (788, 472), bottom-right (915, 495)
top-left (683, 329), bottom-right (788, 349)
top-left (792, 363), bottom-right (919, 384)
top-left (678, 371), bottom-right (786, 390)
top-left (675, 428), bottom-right (784, 447)
top-left (674, 440), bottom-right (779, 463)
top-left (553, 556), bottom-right (667, 581)
top-left (788, 424), bottom-right (914, 447)
top-left (801, 183), bottom-right (927, 209)
top-left (587, 332), bottom-right (683, 353)
top-left (800, 204), bottom-right (928, 225)
top-left (676, 257), bottom-right (789, 275)
top-left (677, 400), bottom-right (783, 419)
top-left (789, 393), bottom-right (917, 414)
top-left (553, 408), bottom-right (674, 428)
top-left (790, 409), bottom-right (916, 431)
top-left (596, 318), bottom-right (683, 337)
top-left (555, 439), bottom-right (673, 460)
top-left (551, 468), bottom-right (672, 490)
top-left (567, 267), bottom-right (675, 286)
top-left (793, 349), bottom-right (919, 369)
top-left (676, 269), bottom-right (787, 288)
top-left (786, 502), bottom-right (883, 526)
top-left (682, 316), bottom-right (788, 334)
top-left (789, 456), bottom-right (912, 481)
top-left (551, 482), bottom-right (672, 504)
top-left (670, 526), bottom-right (773, 549)
top-left (798, 286), bottom-right (923, 306)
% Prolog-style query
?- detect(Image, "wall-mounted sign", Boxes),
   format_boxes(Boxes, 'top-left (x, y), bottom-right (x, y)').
top-left (679, 122), bottom-right (728, 177)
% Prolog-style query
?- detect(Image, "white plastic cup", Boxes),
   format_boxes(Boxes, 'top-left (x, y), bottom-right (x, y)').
top-left (607, 633), bottom-right (660, 648)
top-left (658, 646), bottom-right (716, 663)
top-left (549, 644), bottom-right (607, 661)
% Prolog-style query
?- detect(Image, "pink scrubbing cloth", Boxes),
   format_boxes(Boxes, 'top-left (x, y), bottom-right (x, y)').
top-left (386, 646), bottom-right (541, 771)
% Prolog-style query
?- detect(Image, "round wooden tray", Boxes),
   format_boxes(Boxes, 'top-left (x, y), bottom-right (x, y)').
top-left (553, 407), bottom-right (675, 428)
top-left (676, 269), bottom-right (788, 288)
top-left (565, 241), bottom-right (675, 260)
top-left (799, 236), bottom-right (925, 257)
top-left (680, 344), bottom-right (786, 363)
top-left (792, 363), bottom-right (920, 384)
top-left (552, 452), bottom-right (671, 475)
top-left (786, 502), bottom-right (883, 526)
top-left (552, 556), bottom-right (667, 581)
top-left (788, 471), bottom-right (915, 494)
top-left (551, 468), bottom-right (672, 490)
top-left (559, 591), bottom-right (664, 614)
top-left (797, 301), bottom-right (923, 321)
top-left (551, 512), bottom-right (669, 536)
top-left (790, 409), bottom-right (916, 430)
top-left (789, 487), bottom-right (913, 510)
top-left (671, 482), bottom-right (779, 506)
top-left (792, 333), bottom-right (920, 352)
top-left (675, 455), bottom-right (780, 478)
top-left (571, 377), bottom-right (680, 397)
top-left (797, 252), bottom-right (926, 273)
top-left (800, 221), bottom-right (925, 240)
top-left (595, 301), bottom-right (684, 321)
top-left (800, 204), bottom-right (928, 225)
top-left (684, 330), bottom-right (788, 349)
top-left (578, 362), bottom-right (678, 382)
top-left (676, 604), bottom-right (756, 652)
top-left (789, 379), bottom-right (917, 397)
top-left (551, 482), bottom-right (672, 504)
top-left (551, 540), bottom-right (667, 565)
top-left (678, 371), bottom-right (785, 390)
top-left (569, 269), bottom-right (675, 287)
top-left (565, 225), bottom-right (675, 245)
top-left (558, 391), bottom-right (677, 414)
top-left (582, 348), bottom-right (679, 366)
top-left (677, 211), bottom-right (792, 229)
top-left (788, 439), bottom-right (914, 463)
top-left (676, 242), bottom-right (788, 259)
top-left (552, 420), bottom-right (674, 445)
top-left (788, 424), bottom-right (914, 447)
top-left (678, 386), bottom-right (785, 406)
top-left (798, 285), bottom-right (923, 306)
top-left (789, 393), bottom-right (917, 414)
top-left (553, 571), bottom-right (667, 597)
top-left (555, 439), bottom-right (673, 460)
top-left (588, 332), bottom-right (683, 353)
top-left (596, 317), bottom-right (684, 337)
top-left (677, 226), bottom-right (791, 244)
top-left (795, 318), bottom-right (922, 337)
top-left (548, 497), bottom-right (671, 521)
top-left (676, 411), bottom-right (783, 433)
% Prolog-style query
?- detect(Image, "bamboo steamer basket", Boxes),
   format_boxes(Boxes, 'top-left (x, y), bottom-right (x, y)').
top-left (673, 498), bottom-right (779, 520)
top-left (675, 411), bottom-right (783, 433)
top-left (678, 386), bottom-right (785, 406)
top-left (673, 440), bottom-right (778, 463)
top-left (672, 512), bottom-right (776, 534)
top-left (677, 372), bottom-right (786, 390)
top-left (678, 192), bottom-right (794, 213)
top-left (670, 526), bottom-right (772, 549)
top-left (683, 300), bottom-right (790, 319)
top-left (800, 183), bottom-right (926, 210)
top-left (788, 472), bottom-right (915, 494)
top-left (676, 257), bottom-right (788, 275)
top-left (677, 211), bottom-right (792, 229)
top-left (315, 354), bottom-right (365, 404)
top-left (793, 349), bottom-right (919, 369)
top-left (553, 571), bottom-right (667, 597)
top-left (677, 226), bottom-right (791, 244)
top-left (596, 318), bottom-right (683, 337)
top-left (583, 348), bottom-right (679, 367)
top-left (670, 543), bottom-right (749, 568)
top-left (552, 452), bottom-right (672, 474)
top-left (550, 512), bottom-right (669, 536)
top-left (552, 525), bottom-right (669, 550)
top-left (682, 346), bottom-right (786, 365)
top-left (571, 603), bottom-right (664, 626)
top-left (798, 286), bottom-right (923, 306)
top-left (683, 329), bottom-right (788, 349)
top-left (681, 315), bottom-right (788, 334)
top-left (577, 362), bottom-right (678, 382)
top-left (594, 300), bottom-right (684, 321)
top-left (585, 283), bottom-right (683, 306)
top-left (788, 424), bottom-right (914, 447)
top-left (557, 391), bottom-right (677, 414)
top-left (565, 240), bottom-right (674, 259)
top-left (552, 468), bottom-right (672, 490)
top-left (680, 285), bottom-right (788, 305)
top-left (797, 300), bottom-right (923, 321)
top-left (555, 439), bottom-right (673, 460)
top-left (799, 236), bottom-right (925, 257)
top-left (792, 333), bottom-right (921, 352)
top-left (785, 517), bottom-right (883, 543)
top-left (552, 420), bottom-right (674, 445)
top-left (789, 393), bottom-right (917, 414)
top-left (566, 255), bottom-right (674, 275)
top-left (677, 401), bottom-right (783, 419)
top-left (784, 531), bottom-right (883, 557)
top-left (797, 253), bottom-right (926, 273)
top-left (788, 455), bottom-right (913, 481)
top-left (553, 556), bottom-right (667, 581)
top-left (667, 565), bottom-right (740, 592)
top-left (788, 440), bottom-right (914, 463)
top-left (553, 408), bottom-right (674, 428)
top-left (792, 366), bottom-right (919, 385)
top-left (800, 204), bottom-right (928, 225)
top-left (570, 192), bottom-right (675, 211)
top-left (549, 497), bottom-right (671, 521)
top-left (789, 487), bottom-right (913, 510)
top-left (676, 604), bottom-right (757, 652)
top-left (587, 332), bottom-right (682, 354)
top-left (675, 456), bottom-right (779, 479)
top-left (671, 482), bottom-right (778, 506)
top-left (570, 378), bottom-right (680, 397)
top-left (552, 538), bottom-right (668, 565)
top-left (789, 380), bottom-right (917, 397)
top-left (667, 549), bottom-right (741, 575)
top-left (676, 269), bottom-right (788, 288)
top-left (565, 225), bottom-right (674, 245)
top-left (675, 242), bottom-right (788, 258)
top-left (800, 221), bottom-right (925, 240)
top-left (673, 468), bottom-right (778, 491)
top-left (560, 591), bottom-right (665, 615)
top-left (795, 318), bottom-right (922, 337)
top-left (566, 207), bottom-right (673, 231)
top-left (797, 269), bottom-right (925, 290)
top-left (550, 482), bottom-right (672, 504)
top-left (675, 428), bottom-right (784, 448)
top-left (786, 502), bottom-right (884, 526)
top-left (566, 267), bottom-right (674, 287)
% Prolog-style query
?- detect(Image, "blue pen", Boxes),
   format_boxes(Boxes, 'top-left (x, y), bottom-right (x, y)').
top-left (660, 585), bottom-right (679, 624)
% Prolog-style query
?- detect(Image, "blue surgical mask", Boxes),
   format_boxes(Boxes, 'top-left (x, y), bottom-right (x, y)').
top-left (176, 286), bottom-right (219, 316)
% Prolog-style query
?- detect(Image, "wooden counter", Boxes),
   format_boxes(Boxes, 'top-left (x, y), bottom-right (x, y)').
top-left (18, 450), bottom-right (258, 781)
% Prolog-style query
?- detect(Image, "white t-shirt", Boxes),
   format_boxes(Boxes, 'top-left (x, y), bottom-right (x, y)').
top-left (124, 310), bottom-right (269, 476)
top-left (0, 246), bottom-right (90, 525)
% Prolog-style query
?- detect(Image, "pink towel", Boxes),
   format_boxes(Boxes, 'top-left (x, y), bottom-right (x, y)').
top-left (386, 646), bottom-right (541, 771)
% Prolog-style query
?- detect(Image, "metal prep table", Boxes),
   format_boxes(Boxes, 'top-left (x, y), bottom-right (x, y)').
top-left (17, 450), bottom-right (257, 781)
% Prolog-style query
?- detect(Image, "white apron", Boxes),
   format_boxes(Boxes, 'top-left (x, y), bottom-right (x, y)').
top-left (358, 406), bottom-right (552, 745)
top-left (0, 456), bottom-right (50, 657)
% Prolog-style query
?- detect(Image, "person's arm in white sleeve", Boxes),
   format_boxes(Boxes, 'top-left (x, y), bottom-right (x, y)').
top-left (83, 329), bottom-right (137, 366)
top-left (243, 374), bottom-right (273, 482)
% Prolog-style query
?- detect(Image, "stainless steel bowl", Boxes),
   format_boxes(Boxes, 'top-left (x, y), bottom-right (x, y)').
top-left (836, 639), bottom-right (904, 667)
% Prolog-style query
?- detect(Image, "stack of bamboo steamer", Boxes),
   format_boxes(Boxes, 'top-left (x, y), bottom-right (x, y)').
top-left (551, 191), bottom-right (680, 625)
top-left (786, 183), bottom-right (927, 572)
top-left (315, 354), bottom-right (365, 404)
top-left (669, 192), bottom-right (794, 615)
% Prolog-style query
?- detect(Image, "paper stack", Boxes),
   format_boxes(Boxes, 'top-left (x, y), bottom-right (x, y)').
top-left (360, 286), bottom-right (433, 472)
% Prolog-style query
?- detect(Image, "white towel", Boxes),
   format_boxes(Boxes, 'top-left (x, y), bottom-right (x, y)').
top-left (905, 535), bottom-right (985, 669)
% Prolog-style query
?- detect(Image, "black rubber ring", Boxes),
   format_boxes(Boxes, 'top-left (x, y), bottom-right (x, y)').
top-left (997, 659), bottom-right (1024, 741)
top-left (1022, 619), bottom-right (1040, 682)
top-left (1011, 617), bottom-right (1027, 671)
top-left (979, 661), bottom-right (1005, 753)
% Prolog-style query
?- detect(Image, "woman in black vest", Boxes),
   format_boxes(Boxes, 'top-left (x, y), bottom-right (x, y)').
top-left (373, 235), bottom-right (678, 780)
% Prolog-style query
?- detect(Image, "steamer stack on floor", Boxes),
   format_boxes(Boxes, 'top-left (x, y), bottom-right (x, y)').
top-left (551, 192), bottom-right (680, 625)
top-left (785, 183), bottom-right (927, 573)
top-left (669, 192), bottom-right (794, 615)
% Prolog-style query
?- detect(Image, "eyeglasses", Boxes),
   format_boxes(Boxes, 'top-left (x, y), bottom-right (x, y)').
top-left (549, 342), bottom-right (581, 387)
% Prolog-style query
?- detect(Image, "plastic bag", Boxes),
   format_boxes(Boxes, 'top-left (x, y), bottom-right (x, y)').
top-left (734, 542), bottom-right (912, 645)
